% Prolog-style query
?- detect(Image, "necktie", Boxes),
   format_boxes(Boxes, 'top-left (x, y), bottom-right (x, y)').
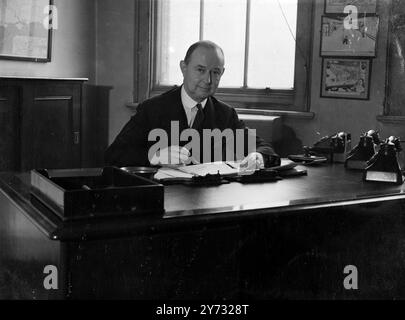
top-left (191, 103), bottom-right (204, 129)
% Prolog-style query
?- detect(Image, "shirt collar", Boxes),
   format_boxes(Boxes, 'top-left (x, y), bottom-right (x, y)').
top-left (181, 85), bottom-right (207, 111)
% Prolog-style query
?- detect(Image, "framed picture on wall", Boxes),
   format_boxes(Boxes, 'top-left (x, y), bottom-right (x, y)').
top-left (0, 0), bottom-right (53, 62)
top-left (324, 0), bottom-right (377, 14)
top-left (321, 58), bottom-right (371, 100)
top-left (320, 15), bottom-right (379, 57)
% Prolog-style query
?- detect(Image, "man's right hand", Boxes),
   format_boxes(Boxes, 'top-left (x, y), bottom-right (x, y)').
top-left (150, 146), bottom-right (191, 166)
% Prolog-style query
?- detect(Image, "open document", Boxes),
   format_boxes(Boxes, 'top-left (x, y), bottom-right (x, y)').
top-left (154, 161), bottom-right (240, 182)
top-left (153, 159), bottom-right (297, 182)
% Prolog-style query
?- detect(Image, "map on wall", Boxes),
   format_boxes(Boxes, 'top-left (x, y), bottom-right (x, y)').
top-left (0, 0), bottom-right (52, 61)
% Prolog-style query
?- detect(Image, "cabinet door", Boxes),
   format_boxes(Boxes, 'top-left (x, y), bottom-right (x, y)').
top-left (0, 85), bottom-right (20, 171)
top-left (21, 82), bottom-right (82, 170)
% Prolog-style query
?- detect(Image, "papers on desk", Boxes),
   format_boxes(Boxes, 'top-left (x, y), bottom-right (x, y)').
top-left (154, 162), bottom-right (239, 182)
top-left (179, 162), bottom-right (239, 176)
top-left (153, 159), bottom-right (297, 182)
top-left (154, 167), bottom-right (194, 182)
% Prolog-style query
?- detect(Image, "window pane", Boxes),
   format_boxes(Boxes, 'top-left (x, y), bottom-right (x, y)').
top-left (203, 0), bottom-right (246, 87)
top-left (156, 0), bottom-right (200, 85)
top-left (248, 0), bottom-right (297, 89)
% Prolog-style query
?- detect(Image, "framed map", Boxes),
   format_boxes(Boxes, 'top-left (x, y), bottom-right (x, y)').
top-left (0, 0), bottom-right (53, 62)
top-left (321, 58), bottom-right (371, 100)
top-left (320, 15), bottom-right (379, 56)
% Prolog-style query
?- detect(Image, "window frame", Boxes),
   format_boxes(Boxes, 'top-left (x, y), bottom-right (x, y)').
top-left (134, 0), bottom-right (314, 112)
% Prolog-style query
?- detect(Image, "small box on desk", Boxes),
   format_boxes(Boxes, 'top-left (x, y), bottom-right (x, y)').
top-left (30, 167), bottom-right (164, 221)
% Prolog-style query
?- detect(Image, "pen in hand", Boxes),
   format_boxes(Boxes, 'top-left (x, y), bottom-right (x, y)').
top-left (188, 155), bottom-right (200, 165)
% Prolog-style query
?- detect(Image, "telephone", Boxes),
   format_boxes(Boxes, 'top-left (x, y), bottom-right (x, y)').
top-left (345, 130), bottom-right (381, 170)
top-left (364, 136), bottom-right (403, 184)
top-left (289, 132), bottom-right (351, 164)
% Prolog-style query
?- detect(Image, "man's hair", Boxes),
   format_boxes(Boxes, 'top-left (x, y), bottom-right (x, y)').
top-left (183, 40), bottom-right (224, 65)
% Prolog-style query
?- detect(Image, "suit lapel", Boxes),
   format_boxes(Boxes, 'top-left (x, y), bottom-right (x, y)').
top-left (159, 87), bottom-right (189, 132)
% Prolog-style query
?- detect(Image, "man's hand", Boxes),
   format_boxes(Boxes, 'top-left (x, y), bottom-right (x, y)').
top-left (239, 152), bottom-right (265, 174)
top-left (150, 146), bottom-right (191, 166)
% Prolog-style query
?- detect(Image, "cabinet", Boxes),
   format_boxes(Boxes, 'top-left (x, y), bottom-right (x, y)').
top-left (0, 77), bottom-right (109, 171)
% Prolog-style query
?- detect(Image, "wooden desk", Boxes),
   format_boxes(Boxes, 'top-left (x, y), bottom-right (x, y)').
top-left (1, 164), bottom-right (405, 299)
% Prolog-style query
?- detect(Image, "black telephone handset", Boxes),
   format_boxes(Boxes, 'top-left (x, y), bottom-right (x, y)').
top-left (345, 130), bottom-right (381, 170)
top-left (309, 131), bottom-right (351, 163)
top-left (288, 131), bottom-right (351, 165)
top-left (364, 136), bottom-right (403, 184)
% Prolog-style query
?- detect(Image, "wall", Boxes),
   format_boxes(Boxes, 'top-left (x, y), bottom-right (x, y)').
top-left (2, 0), bottom-right (401, 150)
top-left (103, 0), bottom-right (402, 151)
top-left (0, 0), bottom-right (135, 145)
top-left (95, 0), bottom-right (134, 144)
top-left (0, 0), bottom-right (96, 82)
top-left (283, 0), bottom-right (404, 151)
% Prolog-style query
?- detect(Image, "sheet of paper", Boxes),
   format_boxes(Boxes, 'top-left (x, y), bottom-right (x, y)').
top-left (153, 159), bottom-right (296, 181)
top-left (222, 159), bottom-right (296, 171)
top-left (178, 161), bottom-right (239, 176)
top-left (154, 168), bottom-right (194, 181)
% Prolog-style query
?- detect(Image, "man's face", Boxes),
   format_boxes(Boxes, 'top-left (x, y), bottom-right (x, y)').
top-left (180, 46), bottom-right (225, 102)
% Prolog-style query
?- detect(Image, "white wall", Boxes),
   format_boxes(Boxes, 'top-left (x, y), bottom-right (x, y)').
top-left (95, 0), bottom-right (134, 143)
top-left (0, 0), bottom-right (96, 82)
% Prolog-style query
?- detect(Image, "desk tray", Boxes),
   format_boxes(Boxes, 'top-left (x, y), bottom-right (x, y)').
top-left (30, 167), bottom-right (164, 221)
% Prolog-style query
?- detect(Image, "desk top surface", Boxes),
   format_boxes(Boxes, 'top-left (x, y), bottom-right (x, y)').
top-left (1, 163), bottom-right (405, 240)
top-left (163, 163), bottom-right (405, 216)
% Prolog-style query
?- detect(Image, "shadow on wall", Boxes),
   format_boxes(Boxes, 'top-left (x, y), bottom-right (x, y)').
top-left (274, 125), bottom-right (303, 158)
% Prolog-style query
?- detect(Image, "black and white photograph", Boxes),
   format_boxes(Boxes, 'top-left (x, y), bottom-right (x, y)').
top-left (1, 0), bottom-right (405, 308)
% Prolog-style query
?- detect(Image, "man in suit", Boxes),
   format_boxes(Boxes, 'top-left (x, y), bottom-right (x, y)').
top-left (105, 40), bottom-right (280, 170)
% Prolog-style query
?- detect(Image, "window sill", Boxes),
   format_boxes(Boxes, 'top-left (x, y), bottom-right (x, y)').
top-left (376, 115), bottom-right (405, 124)
top-left (236, 108), bottom-right (315, 120)
top-left (126, 102), bottom-right (315, 120)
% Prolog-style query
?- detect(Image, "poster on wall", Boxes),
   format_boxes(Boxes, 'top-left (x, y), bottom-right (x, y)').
top-left (320, 15), bottom-right (379, 57)
top-left (0, 0), bottom-right (53, 62)
top-left (324, 0), bottom-right (377, 14)
top-left (321, 58), bottom-right (371, 100)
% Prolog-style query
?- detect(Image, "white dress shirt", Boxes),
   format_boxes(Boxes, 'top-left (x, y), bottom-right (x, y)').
top-left (181, 86), bottom-right (207, 127)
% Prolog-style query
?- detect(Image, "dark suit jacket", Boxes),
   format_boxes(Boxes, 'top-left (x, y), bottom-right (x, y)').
top-left (105, 86), bottom-right (278, 167)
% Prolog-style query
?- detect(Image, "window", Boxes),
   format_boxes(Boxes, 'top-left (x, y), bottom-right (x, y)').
top-left (134, 0), bottom-right (314, 112)
top-left (156, 0), bottom-right (297, 89)
top-left (379, 0), bottom-right (405, 122)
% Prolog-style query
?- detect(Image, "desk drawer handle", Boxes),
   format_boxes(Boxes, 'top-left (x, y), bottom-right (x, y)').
top-left (74, 131), bottom-right (80, 144)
